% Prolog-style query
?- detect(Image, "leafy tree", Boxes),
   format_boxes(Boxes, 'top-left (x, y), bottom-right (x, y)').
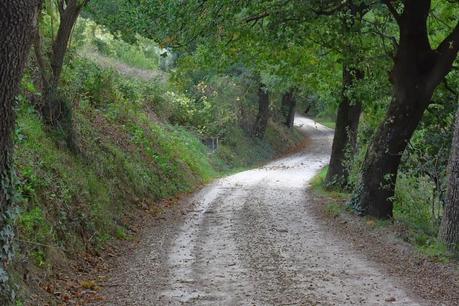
top-left (87, 0), bottom-right (459, 222)
top-left (353, 0), bottom-right (459, 218)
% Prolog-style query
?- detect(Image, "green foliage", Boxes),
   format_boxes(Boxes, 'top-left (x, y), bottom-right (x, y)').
top-left (8, 0), bottom-right (456, 303)
top-left (311, 166), bottom-right (350, 200)
top-left (393, 173), bottom-right (449, 258)
top-left (324, 203), bottom-right (345, 218)
top-left (15, 61), bottom-right (223, 262)
top-left (18, 207), bottom-right (53, 246)
top-left (313, 116), bottom-right (336, 129)
top-left (15, 299), bottom-right (24, 306)
top-left (15, 39), bottom-right (305, 278)
top-left (394, 174), bottom-right (440, 236)
top-left (30, 250), bottom-right (46, 268)
top-left (314, 164), bottom-right (453, 259)
top-left (80, 19), bottom-right (160, 70)
top-left (310, 166), bottom-right (328, 190)
top-left (115, 227), bottom-right (128, 240)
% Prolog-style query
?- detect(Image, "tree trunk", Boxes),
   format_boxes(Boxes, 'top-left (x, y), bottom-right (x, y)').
top-left (439, 105), bottom-right (459, 252)
top-left (326, 66), bottom-right (363, 189)
top-left (281, 89), bottom-right (296, 128)
top-left (353, 0), bottom-right (459, 218)
top-left (0, 0), bottom-right (42, 301)
top-left (42, 0), bottom-right (86, 125)
top-left (355, 94), bottom-right (429, 218)
top-left (252, 85), bottom-right (270, 138)
top-left (50, 0), bottom-right (85, 88)
top-left (33, 30), bottom-right (50, 91)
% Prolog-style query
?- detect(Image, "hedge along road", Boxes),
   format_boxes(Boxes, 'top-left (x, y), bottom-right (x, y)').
top-left (94, 115), bottom-right (423, 305)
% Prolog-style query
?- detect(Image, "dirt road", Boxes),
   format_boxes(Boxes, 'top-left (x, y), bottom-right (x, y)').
top-left (95, 116), bottom-right (422, 305)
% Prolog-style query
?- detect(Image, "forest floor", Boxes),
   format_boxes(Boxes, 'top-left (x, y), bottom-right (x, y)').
top-left (78, 115), bottom-right (458, 305)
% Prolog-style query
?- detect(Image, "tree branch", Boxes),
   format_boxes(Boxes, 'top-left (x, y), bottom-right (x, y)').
top-left (382, 0), bottom-right (401, 25)
top-left (311, 2), bottom-right (347, 16)
top-left (429, 22), bottom-right (459, 90)
top-left (436, 22), bottom-right (459, 56)
top-left (57, 0), bottom-right (65, 15)
top-left (245, 12), bottom-right (270, 23)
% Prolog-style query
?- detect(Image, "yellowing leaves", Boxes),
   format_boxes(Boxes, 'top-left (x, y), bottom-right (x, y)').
top-left (160, 36), bottom-right (176, 48)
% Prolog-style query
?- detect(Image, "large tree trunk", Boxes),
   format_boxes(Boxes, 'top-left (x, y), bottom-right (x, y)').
top-left (356, 94), bottom-right (429, 218)
top-left (354, 0), bottom-right (459, 219)
top-left (326, 66), bottom-right (363, 189)
top-left (281, 89), bottom-right (296, 128)
top-left (439, 105), bottom-right (459, 252)
top-left (252, 85), bottom-right (270, 138)
top-left (0, 0), bottom-right (42, 301)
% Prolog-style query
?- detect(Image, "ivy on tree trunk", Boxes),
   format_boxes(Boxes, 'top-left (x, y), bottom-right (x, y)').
top-left (326, 65), bottom-right (363, 189)
top-left (253, 84), bottom-right (270, 138)
top-left (281, 89), bottom-right (296, 129)
top-left (0, 0), bottom-right (42, 302)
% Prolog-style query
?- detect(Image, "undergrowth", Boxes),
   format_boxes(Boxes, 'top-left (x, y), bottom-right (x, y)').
top-left (13, 49), bottom-right (305, 304)
top-left (310, 166), bottom-right (452, 261)
top-left (76, 19), bottom-right (161, 70)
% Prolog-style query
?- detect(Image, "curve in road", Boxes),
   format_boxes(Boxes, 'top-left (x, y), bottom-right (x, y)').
top-left (96, 115), bottom-right (422, 305)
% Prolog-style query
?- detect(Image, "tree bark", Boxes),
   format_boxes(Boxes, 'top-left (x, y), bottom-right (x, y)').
top-left (356, 95), bottom-right (429, 218)
top-left (252, 85), bottom-right (270, 138)
top-left (439, 105), bottom-right (459, 252)
top-left (33, 30), bottom-right (50, 91)
top-left (35, 0), bottom-right (88, 125)
top-left (0, 0), bottom-right (42, 301)
top-left (50, 0), bottom-right (87, 88)
top-left (326, 66), bottom-right (363, 189)
top-left (281, 89), bottom-right (296, 128)
top-left (354, 0), bottom-right (459, 219)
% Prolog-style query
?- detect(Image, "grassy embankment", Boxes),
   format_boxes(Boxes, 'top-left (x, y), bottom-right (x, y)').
top-left (12, 36), bottom-right (305, 302)
top-left (310, 166), bottom-right (452, 261)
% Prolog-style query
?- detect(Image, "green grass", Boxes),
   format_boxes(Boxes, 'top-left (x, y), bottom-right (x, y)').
top-left (14, 77), bottom-right (305, 275)
top-left (310, 166), bottom-right (454, 261)
top-left (310, 166), bottom-right (349, 200)
top-left (14, 98), bottom-right (220, 262)
top-left (81, 18), bottom-right (160, 71)
top-left (215, 122), bottom-right (304, 171)
top-left (313, 116), bottom-right (336, 129)
top-left (324, 203), bottom-right (345, 218)
top-left (115, 227), bottom-right (128, 240)
top-left (392, 173), bottom-right (453, 260)
top-left (310, 166), bottom-right (350, 219)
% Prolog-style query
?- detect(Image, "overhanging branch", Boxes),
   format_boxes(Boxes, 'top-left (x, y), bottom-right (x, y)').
top-left (382, 0), bottom-right (401, 25)
top-left (245, 12), bottom-right (270, 23)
